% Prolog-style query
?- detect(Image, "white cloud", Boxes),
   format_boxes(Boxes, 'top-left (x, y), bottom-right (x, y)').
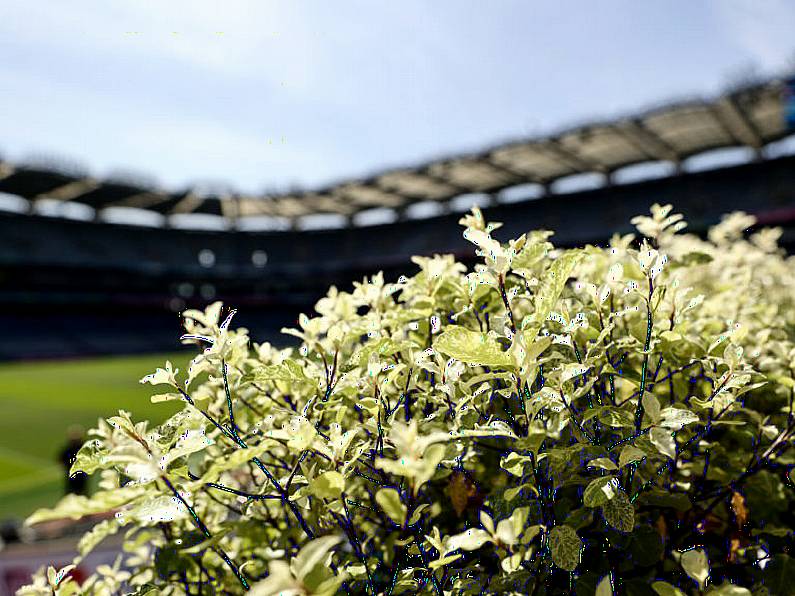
top-left (1, 1), bottom-right (793, 195)
top-left (711, 0), bottom-right (795, 71)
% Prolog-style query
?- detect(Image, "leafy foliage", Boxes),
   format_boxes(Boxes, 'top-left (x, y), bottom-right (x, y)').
top-left (20, 205), bottom-right (795, 595)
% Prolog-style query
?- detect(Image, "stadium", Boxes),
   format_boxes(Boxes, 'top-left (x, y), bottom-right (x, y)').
top-left (2, 10), bottom-right (795, 590)
top-left (2, 76), bottom-right (794, 360)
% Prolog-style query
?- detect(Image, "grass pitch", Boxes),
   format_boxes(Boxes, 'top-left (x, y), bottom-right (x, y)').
top-left (0, 353), bottom-right (189, 520)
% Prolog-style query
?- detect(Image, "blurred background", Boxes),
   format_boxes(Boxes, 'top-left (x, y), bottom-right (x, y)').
top-left (1, 0), bottom-right (795, 590)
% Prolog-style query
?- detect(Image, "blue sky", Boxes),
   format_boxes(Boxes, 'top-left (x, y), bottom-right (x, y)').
top-left (0, 0), bottom-right (793, 195)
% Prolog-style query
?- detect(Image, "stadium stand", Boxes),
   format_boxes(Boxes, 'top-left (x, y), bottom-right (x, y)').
top-left (1, 76), bottom-right (794, 359)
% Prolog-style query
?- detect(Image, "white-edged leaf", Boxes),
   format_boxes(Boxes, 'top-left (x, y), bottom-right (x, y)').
top-left (435, 326), bottom-right (513, 367)
top-left (678, 548), bottom-right (710, 588)
top-left (587, 457), bottom-right (618, 471)
top-left (650, 427), bottom-right (676, 459)
top-left (583, 477), bottom-right (619, 507)
top-left (291, 535), bottom-right (343, 581)
top-left (618, 445), bottom-right (646, 468)
top-left (447, 528), bottom-right (493, 552)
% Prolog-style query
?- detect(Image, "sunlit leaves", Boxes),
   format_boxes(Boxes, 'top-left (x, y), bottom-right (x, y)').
top-left (310, 471), bottom-right (345, 500)
top-left (140, 360), bottom-right (178, 388)
top-left (375, 488), bottom-right (406, 525)
top-left (447, 528), bottom-right (492, 552)
top-left (435, 326), bottom-right (513, 367)
top-left (524, 251), bottom-right (583, 338)
top-left (243, 359), bottom-right (311, 387)
top-left (33, 203), bottom-right (795, 594)
top-left (251, 536), bottom-right (346, 596)
top-left (27, 486), bottom-right (146, 525)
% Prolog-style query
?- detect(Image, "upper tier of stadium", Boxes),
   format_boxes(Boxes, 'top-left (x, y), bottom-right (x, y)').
top-left (1, 76), bottom-right (793, 230)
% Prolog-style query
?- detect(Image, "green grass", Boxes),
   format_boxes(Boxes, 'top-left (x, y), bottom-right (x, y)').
top-left (0, 352), bottom-right (190, 520)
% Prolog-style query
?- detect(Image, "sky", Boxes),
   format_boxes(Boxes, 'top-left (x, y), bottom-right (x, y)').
top-left (0, 0), bottom-right (794, 196)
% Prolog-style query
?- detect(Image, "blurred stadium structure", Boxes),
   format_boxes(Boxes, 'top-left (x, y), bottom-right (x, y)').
top-left (2, 75), bottom-right (795, 360)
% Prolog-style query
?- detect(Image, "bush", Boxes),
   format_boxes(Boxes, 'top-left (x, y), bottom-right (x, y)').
top-left (21, 205), bottom-right (795, 595)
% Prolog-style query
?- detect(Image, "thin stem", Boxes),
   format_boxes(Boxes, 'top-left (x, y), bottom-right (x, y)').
top-left (162, 476), bottom-right (250, 591)
top-left (221, 359), bottom-right (239, 438)
top-left (634, 276), bottom-right (654, 433)
top-left (498, 274), bottom-right (517, 334)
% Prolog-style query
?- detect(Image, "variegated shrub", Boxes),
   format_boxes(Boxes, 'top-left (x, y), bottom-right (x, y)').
top-left (21, 205), bottom-right (795, 595)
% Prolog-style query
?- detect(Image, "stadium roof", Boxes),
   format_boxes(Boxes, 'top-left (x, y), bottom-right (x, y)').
top-left (0, 77), bottom-right (792, 228)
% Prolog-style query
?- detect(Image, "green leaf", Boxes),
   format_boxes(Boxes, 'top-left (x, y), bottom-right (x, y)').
top-left (504, 483), bottom-right (537, 502)
top-left (155, 544), bottom-right (193, 579)
top-left (191, 443), bottom-right (271, 486)
top-left (587, 457), bottom-right (618, 471)
top-left (680, 251), bottom-right (713, 265)
top-left (562, 507), bottom-right (594, 531)
top-left (525, 252), bottom-right (583, 337)
top-left (659, 407), bottom-right (699, 430)
top-left (435, 326), bottom-right (513, 367)
top-left (642, 392), bottom-right (661, 425)
top-left (627, 525), bottom-right (664, 567)
top-left (583, 477), bottom-right (619, 507)
top-left (501, 452), bottom-right (531, 477)
top-left (636, 489), bottom-right (692, 511)
top-left (429, 554), bottom-right (462, 570)
top-left (76, 518), bottom-right (121, 559)
top-left (244, 360), bottom-right (311, 386)
top-left (601, 488), bottom-right (634, 532)
top-left (346, 337), bottom-right (404, 369)
top-left (26, 485), bottom-right (145, 525)
top-left (407, 504), bottom-right (429, 526)
top-left (651, 582), bottom-right (685, 596)
top-left (548, 524), bottom-right (582, 571)
top-left (512, 239), bottom-right (551, 270)
top-left (126, 495), bottom-right (189, 525)
top-left (751, 526), bottom-right (792, 537)
top-left (447, 528), bottom-right (493, 552)
top-left (70, 439), bottom-right (105, 476)
top-left (291, 535), bottom-right (343, 581)
top-left (706, 583), bottom-right (751, 595)
top-left (127, 584), bottom-right (162, 596)
top-left (677, 548), bottom-right (710, 588)
top-left (650, 427), bottom-right (676, 459)
top-left (596, 574), bottom-right (613, 596)
top-left (561, 363), bottom-right (590, 384)
top-left (310, 471), bottom-right (345, 500)
top-left (618, 445), bottom-right (646, 468)
top-left (376, 488), bottom-right (407, 525)
top-left (415, 443), bottom-right (446, 492)
top-left (762, 554), bottom-right (795, 595)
